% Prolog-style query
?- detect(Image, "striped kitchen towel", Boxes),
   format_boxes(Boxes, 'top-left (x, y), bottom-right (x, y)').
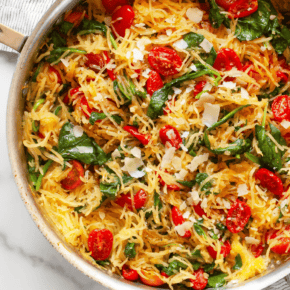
top-left (0, 0), bottom-right (55, 52)
top-left (0, 0), bottom-right (290, 289)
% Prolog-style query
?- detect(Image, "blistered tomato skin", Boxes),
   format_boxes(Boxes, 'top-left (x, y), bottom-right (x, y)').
top-left (61, 160), bottom-right (84, 190)
top-left (64, 11), bottom-right (88, 27)
top-left (207, 240), bottom-right (231, 259)
top-left (112, 5), bottom-right (135, 37)
top-left (148, 47), bottom-right (183, 77)
top-left (140, 271), bottom-right (165, 286)
top-left (213, 48), bottom-right (242, 71)
top-left (271, 95), bottom-right (290, 122)
top-left (146, 70), bottom-right (163, 96)
top-left (88, 229), bottom-right (113, 261)
top-left (277, 71), bottom-right (288, 83)
top-left (190, 269), bottom-right (208, 290)
top-left (102, 0), bottom-right (129, 14)
top-left (215, 0), bottom-right (239, 10)
top-left (171, 206), bottom-right (192, 238)
top-left (122, 265), bottom-right (139, 281)
top-left (159, 125), bottom-right (182, 149)
top-left (251, 242), bottom-right (264, 258)
top-left (267, 227), bottom-right (290, 255)
top-left (115, 190), bottom-right (147, 210)
top-left (228, 0), bottom-right (258, 18)
top-left (193, 81), bottom-right (207, 97)
top-left (193, 203), bottom-right (207, 217)
top-left (159, 175), bottom-right (181, 191)
top-left (226, 199), bottom-right (251, 233)
top-left (103, 51), bottom-right (117, 81)
top-left (49, 66), bottom-right (62, 84)
top-left (123, 125), bottom-right (151, 145)
top-left (85, 53), bottom-right (106, 71)
top-left (255, 168), bottom-right (284, 196)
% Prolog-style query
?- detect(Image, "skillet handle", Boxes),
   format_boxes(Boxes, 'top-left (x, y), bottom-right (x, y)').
top-left (0, 24), bottom-right (27, 53)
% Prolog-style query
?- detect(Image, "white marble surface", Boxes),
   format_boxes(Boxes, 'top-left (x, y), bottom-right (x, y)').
top-left (0, 51), bottom-right (108, 290)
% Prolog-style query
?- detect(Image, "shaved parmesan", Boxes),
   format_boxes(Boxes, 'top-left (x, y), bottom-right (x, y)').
top-left (166, 29), bottom-right (173, 36)
top-left (186, 8), bottom-right (203, 23)
top-left (187, 153), bottom-right (209, 172)
top-left (73, 126), bottom-right (84, 137)
top-left (172, 156), bottom-right (182, 170)
top-left (201, 198), bottom-right (208, 209)
top-left (77, 146), bottom-right (93, 154)
top-left (173, 39), bottom-right (188, 50)
top-left (122, 157), bottom-right (144, 178)
top-left (190, 64), bottom-right (197, 71)
top-left (183, 211), bottom-right (190, 219)
top-left (195, 94), bottom-right (215, 107)
top-left (175, 169), bottom-right (188, 180)
top-left (219, 81), bottom-right (236, 89)
top-left (131, 147), bottom-right (142, 158)
top-left (237, 184), bottom-right (249, 196)
top-left (99, 211), bottom-right (106, 220)
top-left (132, 48), bottom-right (144, 63)
top-left (136, 38), bottom-right (151, 51)
top-left (173, 87), bottom-right (182, 94)
top-left (200, 38), bottom-right (213, 53)
top-left (180, 144), bottom-right (188, 152)
top-left (112, 149), bottom-right (121, 158)
top-left (182, 131), bottom-right (189, 138)
top-left (202, 103), bottom-right (220, 127)
top-left (281, 120), bottom-right (290, 129)
top-left (180, 201), bottom-right (187, 211)
top-left (241, 87), bottom-right (249, 99)
top-left (245, 237), bottom-right (260, 245)
top-left (175, 221), bottom-right (193, 236)
top-left (60, 58), bottom-right (69, 67)
top-left (161, 146), bottom-right (176, 168)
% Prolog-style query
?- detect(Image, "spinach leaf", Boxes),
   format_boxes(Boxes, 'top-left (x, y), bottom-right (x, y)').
top-left (233, 254), bottom-right (243, 270)
top-left (244, 152), bottom-right (262, 165)
top-left (156, 260), bottom-right (187, 276)
top-left (89, 112), bottom-right (123, 125)
top-left (74, 205), bottom-right (85, 213)
top-left (93, 195), bottom-right (108, 211)
top-left (191, 261), bottom-right (201, 270)
top-left (32, 63), bottom-right (42, 82)
top-left (147, 69), bottom-right (221, 119)
top-left (177, 180), bottom-right (196, 188)
top-left (59, 21), bottom-right (74, 34)
top-left (194, 223), bottom-right (206, 239)
top-left (207, 271), bottom-right (228, 288)
top-left (27, 153), bottom-right (39, 184)
top-left (47, 47), bottom-right (87, 64)
top-left (203, 262), bottom-right (215, 272)
top-left (124, 242), bottom-right (136, 259)
top-left (269, 124), bottom-right (287, 156)
top-left (54, 106), bottom-right (62, 116)
top-left (93, 258), bottom-right (110, 266)
top-left (58, 122), bottom-right (109, 165)
top-left (50, 31), bottom-right (66, 48)
top-left (191, 249), bottom-right (202, 259)
top-left (195, 173), bottom-right (212, 191)
top-left (77, 19), bottom-right (107, 35)
top-left (216, 223), bottom-right (226, 231)
top-left (204, 105), bottom-right (251, 156)
top-left (154, 191), bottom-right (163, 211)
top-left (209, 0), bottom-right (230, 29)
top-left (35, 160), bottom-right (53, 191)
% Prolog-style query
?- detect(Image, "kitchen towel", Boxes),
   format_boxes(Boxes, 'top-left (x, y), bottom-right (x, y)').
top-left (0, 0), bottom-right (290, 289)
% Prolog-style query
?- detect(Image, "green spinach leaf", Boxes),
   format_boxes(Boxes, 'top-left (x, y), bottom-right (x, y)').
top-left (207, 271), bottom-right (228, 288)
top-left (233, 254), bottom-right (243, 270)
top-left (209, 0), bottom-right (230, 29)
top-left (124, 242), bottom-right (136, 259)
top-left (47, 47), bottom-right (87, 64)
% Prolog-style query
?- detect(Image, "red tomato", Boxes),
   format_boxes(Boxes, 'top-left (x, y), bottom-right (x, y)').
top-left (228, 0), bottom-right (258, 18)
top-left (64, 87), bottom-right (83, 104)
top-left (194, 81), bottom-right (207, 97)
top-left (38, 132), bottom-right (45, 139)
top-left (112, 5), bottom-right (135, 37)
top-left (193, 203), bottom-right (207, 217)
top-left (283, 132), bottom-right (290, 144)
top-left (251, 242), bottom-right (264, 258)
top-left (213, 48), bottom-right (242, 71)
top-left (159, 175), bottom-right (181, 191)
top-left (123, 125), bottom-right (151, 145)
top-left (122, 265), bottom-right (139, 281)
top-left (172, 206), bottom-right (191, 238)
top-left (85, 53), bottom-right (106, 71)
top-left (272, 95), bottom-right (290, 122)
top-left (49, 66), bottom-right (62, 84)
top-left (215, 0), bottom-right (239, 10)
top-left (140, 270), bottom-right (165, 286)
top-left (190, 269), bottom-right (208, 290)
top-left (115, 189), bottom-right (147, 210)
top-left (103, 51), bottom-right (116, 81)
top-left (80, 96), bottom-right (93, 118)
top-left (64, 11), bottom-right (87, 27)
top-left (226, 199), bottom-right (251, 233)
top-left (61, 160), bottom-right (84, 190)
top-left (161, 272), bottom-right (170, 278)
top-left (159, 125), bottom-right (182, 149)
top-left (102, 0), bottom-right (129, 13)
top-left (267, 226), bottom-right (290, 255)
top-left (146, 70), bottom-right (163, 96)
top-left (255, 168), bottom-right (284, 196)
top-left (207, 240), bottom-right (231, 259)
top-left (148, 47), bottom-right (183, 77)
top-left (88, 229), bottom-right (113, 261)
top-left (277, 71), bottom-right (288, 83)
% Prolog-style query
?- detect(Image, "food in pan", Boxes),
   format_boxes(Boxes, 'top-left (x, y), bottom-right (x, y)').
top-left (23, 0), bottom-right (290, 288)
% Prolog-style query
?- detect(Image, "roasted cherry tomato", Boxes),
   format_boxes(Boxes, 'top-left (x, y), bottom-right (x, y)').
top-left (146, 70), bottom-right (163, 96)
top-left (161, 272), bottom-right (170, 278)
top-left (103, 51), bottom-right (116, 81)
top-left (49, 66), bottom-right (62, 84)
top-left (215, 0), bottom-right (239, 10)
top-left (190, 268), bottom-right (208, 290)
top-left (38, 132), bottom-right (45, 139)
top-left (193, 81), bottom-right (207, 97)
top-left (123, 125), bottom-right (151, 145)
top-left (88, 229), bottom-right (113, 261)
top-left (159, 125), bottom-right (182, 149)
top-left (207, 240), bottom-right (231, 259)
top-left (272, 95), bottom-right (290, 122)
top-left (159, 175), bottom-right (181, 191)
top-left (277, 71), bottom-right (288, 83)
top-left (226, 199), bottom-right (251, 233)
top-left (102, 0), bottom-right (129, 14)
top-left (112, 5), bottom-right (135, 37)
top-left (63, 87), bottom-right (83, 104)
top-left (267, 226), bottom-right (290, 255)
top-left (251, 242), bottom-right (264, 258)
top-left (80, 96), bottom-right (93, 118)
top-left (213, 48), bottom-right (242, 71)
top-left (255, 168), bottom-right (284, 196)
top-left (122, 265), bottom-right (139, 281)
top-left (140, 270), bottom-right (165, 286)
top-left (64, 11), bottom-right (88, 27)
top-left (85, 53), bottom-right (106, 71)
top-left (283, 132), bottom-right (290, 144)
top-left (116, 189), bottom-right (147, 210)
top-left (228, 0), bottom-right (258, 18)
top-left (61, 160), bottom-right (84, 190)
top-left (193, 203), bottom-right (207, 217)
top-left (172, 206), bottom-right (191, 238)
top-left (148, 47), bottom-right (182, 77)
